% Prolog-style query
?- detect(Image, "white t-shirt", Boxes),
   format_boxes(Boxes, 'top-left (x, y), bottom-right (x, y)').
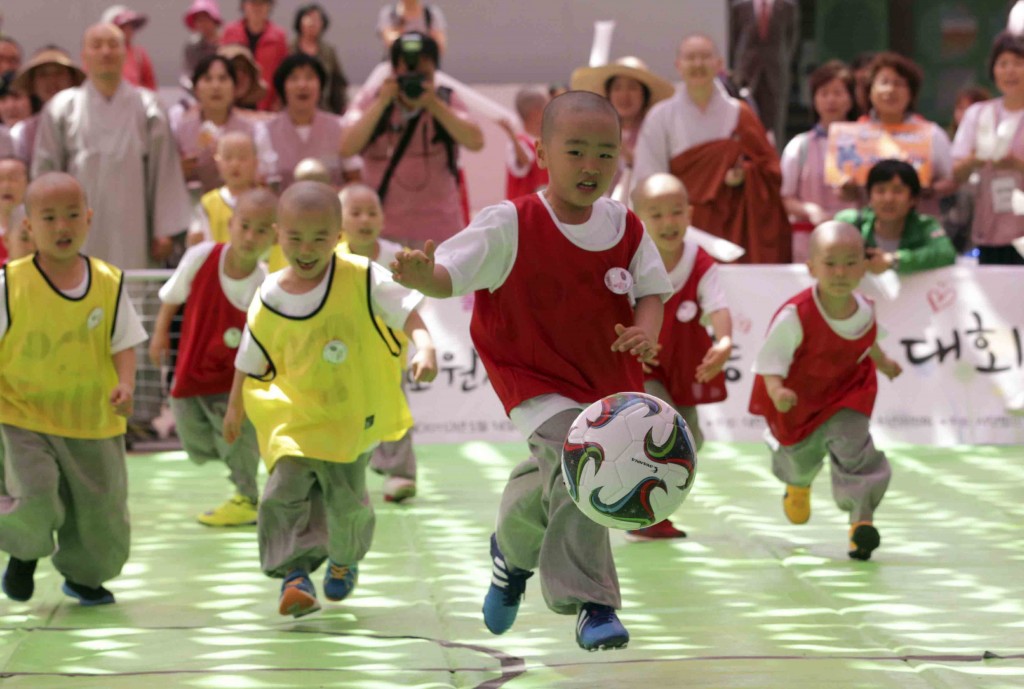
top-left (434, 194), bottom-right (674, 437)
top-left (158, 241), bottom-right (266, 312)
top-left (667, 236), bottom-right (729, 321)
top-left (0, 257), bottom-right (148, 353)
top-left (752, 289), bottom-right (876, 378)
top-left (234, 259), bottom-right (424, 376)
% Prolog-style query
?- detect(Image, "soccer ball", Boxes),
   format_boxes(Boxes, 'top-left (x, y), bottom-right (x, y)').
top-left (561, 392), bottom-right (697, 530)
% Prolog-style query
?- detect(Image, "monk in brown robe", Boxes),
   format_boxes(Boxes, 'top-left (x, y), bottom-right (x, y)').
top-left (632, 34), bottom-right (791, 263)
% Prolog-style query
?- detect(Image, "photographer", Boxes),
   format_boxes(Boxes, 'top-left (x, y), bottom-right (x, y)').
top-left (341, 32), bottom-right (482, 247)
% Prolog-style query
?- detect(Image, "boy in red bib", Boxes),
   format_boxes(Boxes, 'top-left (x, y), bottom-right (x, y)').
top-left (393, 92), bottom-right (673, 651)
top-left (628, 173), bottom-right (733, 541)
top-left (150, 189), bottom-right (278, 526)
top-left (748, 221), bottom-right (902, 561)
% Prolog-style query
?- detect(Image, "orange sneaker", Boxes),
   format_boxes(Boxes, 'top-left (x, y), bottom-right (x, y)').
top-left (625, 519), bottom-right (687, 541)
top-left (783, 485), bottom-right (811, 524)
top-left (848, 522), bottom-right (880, 561)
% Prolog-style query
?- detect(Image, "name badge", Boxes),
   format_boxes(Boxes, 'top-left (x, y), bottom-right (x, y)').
top-left (323, 340), bottom-right (348, 364)
top-left (604, 268), bottom-right (633, 295)
top-left (675, 300), bottom-right (698, 323)
top-left (223, 327), bottom-right (242, 349)
top-left (991, 174), bottom-right (1017, 214)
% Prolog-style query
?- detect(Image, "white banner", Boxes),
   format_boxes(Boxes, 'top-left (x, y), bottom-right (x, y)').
top-left (409, 266), bottom-right (1024, 446)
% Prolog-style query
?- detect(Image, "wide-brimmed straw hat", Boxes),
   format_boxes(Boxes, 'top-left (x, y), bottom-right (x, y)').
top-left (570, 56), bottom-right (675, 105)
top-left (184, 0), bottom-right (223, 31)
top-left (101, 5), bottom-right (148, 31)
top-left (12, 48), bottom-right (86, 93)
top-left (216, 44), bottom-right (269, 104)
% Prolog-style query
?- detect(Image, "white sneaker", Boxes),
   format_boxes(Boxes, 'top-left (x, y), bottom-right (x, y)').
top-left (383, 477), bottom-right (416, 503)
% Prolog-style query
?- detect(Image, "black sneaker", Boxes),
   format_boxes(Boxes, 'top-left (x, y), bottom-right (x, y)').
top-left (2, 557), bottom-right (37, 602)
top-left (62, 580), bottom-right (115, 606)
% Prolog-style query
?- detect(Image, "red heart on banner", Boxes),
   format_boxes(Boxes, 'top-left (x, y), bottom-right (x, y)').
top-left (926, 282), bottom-right (956, 313)
top-left (737, 314), bottom-right (752, 335)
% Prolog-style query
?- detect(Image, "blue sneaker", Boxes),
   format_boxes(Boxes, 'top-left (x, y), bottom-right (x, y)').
top-left (278, 570), bottom-right (320, 618)
top-left (62, 580), bottom-right (115, 606)
top-left (323, 561), bottom-right (358, 602)
top-left (482, 533), bottom-right (533, 634)
top-left (576, 603), bottom-right (629, 651)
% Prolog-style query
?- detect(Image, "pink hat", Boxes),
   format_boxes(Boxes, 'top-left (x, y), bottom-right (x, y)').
top-left (184, 0), bottom-right (223, 31)
top-left (100, 5), bottom-right (148, 31)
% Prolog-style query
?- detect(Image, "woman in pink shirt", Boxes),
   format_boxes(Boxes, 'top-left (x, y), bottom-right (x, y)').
top-left (952, 32), bottom-right (1024, 265)
top-left (780, 60), bottom-right (860, 261)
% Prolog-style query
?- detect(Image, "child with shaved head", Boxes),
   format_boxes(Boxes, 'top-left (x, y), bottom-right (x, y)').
top-left (151, 188), bottom-right (278, 526)
top-left (223, 181), bottom-right (437, 618)
top-left (749, 221), bottom-right (902, 561)
top-left (628, 173), bottom-right (733, 541)
top-left (0, 173), bottom-right (148, 606)
top-left (392, 91), bottom-right (673, 650)
top-left (188, 131), bottom-right (261, 246)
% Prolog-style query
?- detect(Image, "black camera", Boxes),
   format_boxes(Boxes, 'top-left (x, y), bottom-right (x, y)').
top-left (396, 34), bottom-right (426, 99)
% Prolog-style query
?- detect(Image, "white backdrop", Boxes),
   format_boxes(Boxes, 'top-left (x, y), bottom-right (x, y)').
top-left (409, 266), bottom-right (1024, 447)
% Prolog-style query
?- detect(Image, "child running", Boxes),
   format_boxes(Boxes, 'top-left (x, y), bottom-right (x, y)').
top-left (628, 173), bottom-right (733, 540)
top-left (338, 183), bottom-right (420, 502)
top-left (0, 172), bottom-right (146, 605)
top-left (150, 188), bottom-right (277, 526)
top-left (223, 181), bottom-right (437, 617)
top-left (748, 221), bottom-right (902, 560)
top-left (392, 91), bottom-right (673, 650)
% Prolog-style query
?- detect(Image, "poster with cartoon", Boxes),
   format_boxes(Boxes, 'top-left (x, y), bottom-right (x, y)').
top-left (824, 121), bottom-right (934, 187)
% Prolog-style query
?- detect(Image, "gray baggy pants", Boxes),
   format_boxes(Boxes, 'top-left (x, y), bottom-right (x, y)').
top-left (770, 408), bottom-right (891, 523)
top-left (258, 453), bottom-right (374, 578)
top-left (0, 424), bottom-right (129, 587)
top-left (643, 379), bottom-right (705, 452)
top-left (369, 430), bottom-right (416, 480)
top-left (495, 409), bottom-right (620, 615)
top-left (169, 393), bottom-right (260, 502)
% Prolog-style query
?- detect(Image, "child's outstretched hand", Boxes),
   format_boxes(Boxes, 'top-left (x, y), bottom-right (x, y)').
top-left (110, 384), bottom-right (134, 417)
top-left (695, 340), bottom-right (732, 383)
top-left (410, 346), bottom-right (438, 383)
top-left (612, 323), bottom-right (660, 365)
top-left (877, 356), bottom-right (903, 380)
top-left (223, 403), bottom-right (244, 445)
top-left (770, 386), bottom-right (798, 413)
top-left (391, 241), bottom-right (437, 292)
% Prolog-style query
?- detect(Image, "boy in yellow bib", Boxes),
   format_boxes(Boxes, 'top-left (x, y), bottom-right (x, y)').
top-left (0, 173), bottom-right (147, 606)
top-left (223, 181), bottom-right (437, 618)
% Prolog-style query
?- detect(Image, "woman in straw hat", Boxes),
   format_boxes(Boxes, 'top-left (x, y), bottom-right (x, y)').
top-left (9, 47), bottom-right (85, 167)
top-left (217, 44), bottom-right (269, 112)
top-left (571, 56), bottom-right (674, 202)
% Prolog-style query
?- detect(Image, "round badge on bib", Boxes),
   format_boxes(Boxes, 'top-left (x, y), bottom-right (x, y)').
top-left (322, 339), bottom-right (348, 364)
top-left (87, 307), bottom-right (104, 330)
top-left (604, 267), bottom-right (633, 295)
top-left (676, 300), bottom-right (699, 323)
top-left (223, 327), bottom-right (242, 349)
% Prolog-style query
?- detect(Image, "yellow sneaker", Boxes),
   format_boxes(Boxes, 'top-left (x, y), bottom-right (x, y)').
top-left (848, 522), bottom-right (880, 561)
top-left (782, 485), bottom-right (811, 524)
top-left (197, 495), bottom-right (258, 527)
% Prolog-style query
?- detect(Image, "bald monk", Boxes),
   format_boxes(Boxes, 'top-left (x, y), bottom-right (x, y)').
top-left (633, 34), bottom-right (792, 263)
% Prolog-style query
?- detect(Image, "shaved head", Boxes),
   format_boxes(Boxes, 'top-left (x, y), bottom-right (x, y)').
top-left (541, 90), bottom-right (620, 143)
top-left (293, 158), bottom-right (332, 184)
top-left (279, 180), bottom-right (341, 223)
top-left (808, 221), bottom-right (864, 259)
top-left (83, 22), bottom-right (125, 47)
top-left (338, 183), bottom-right (380, 208)
top-left (677, 33), bottom-right (719, 59)
top-left (632, 173), bottom-right (689, 207)
top-left (217, 130), bottom-right (257, 157)
top-left (235, 187), bottom-right (278, 217)
top-left (25, 172), bottom-right (86, 214)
